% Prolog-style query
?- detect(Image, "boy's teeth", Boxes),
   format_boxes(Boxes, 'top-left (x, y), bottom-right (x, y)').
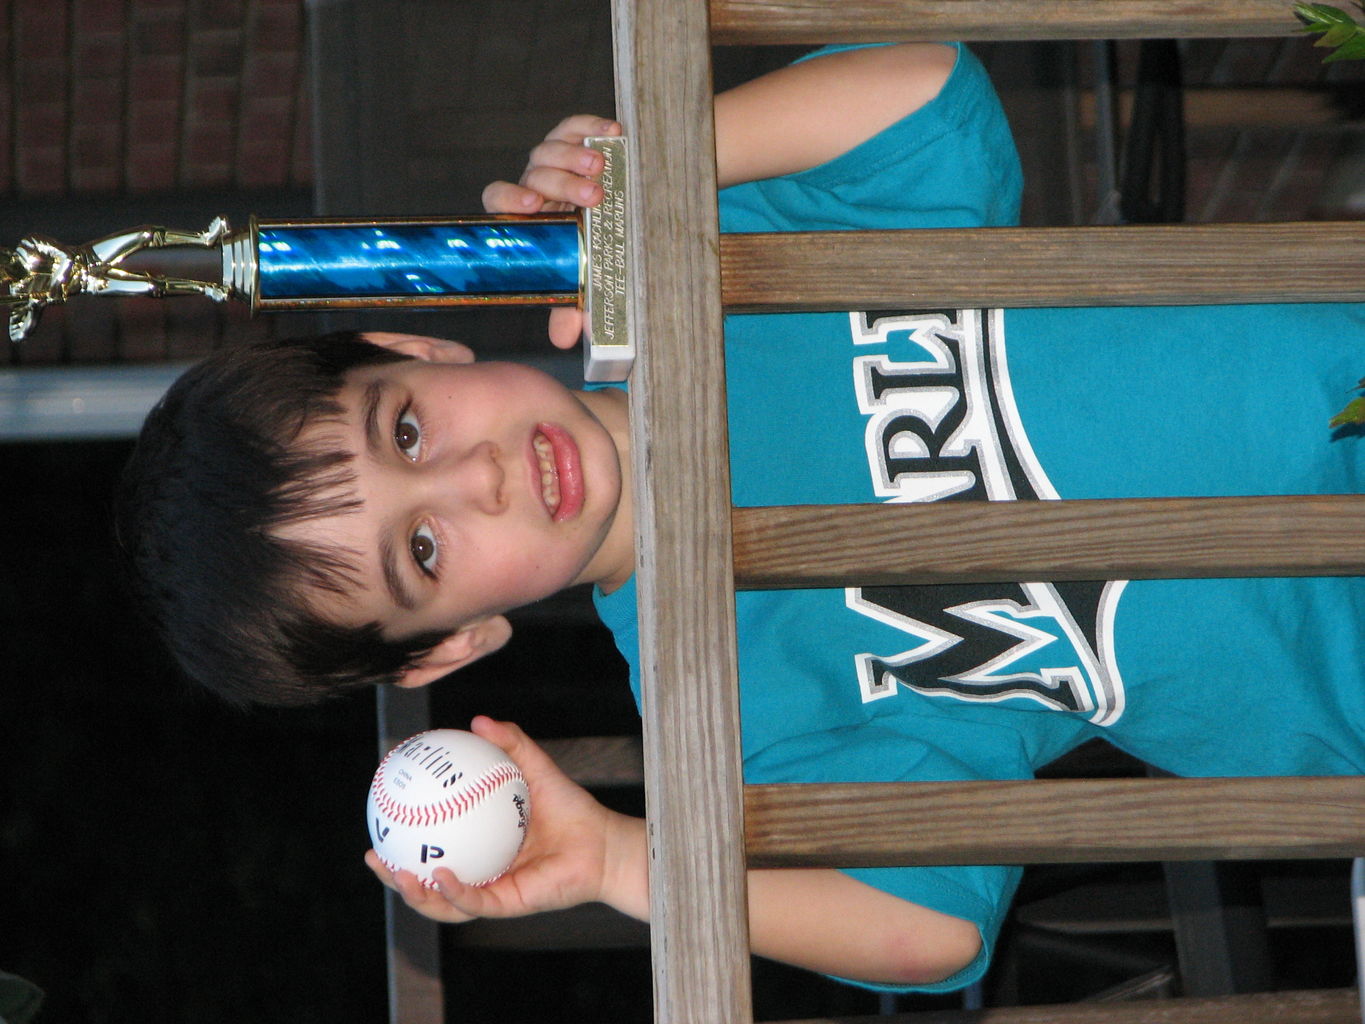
top-left (533, 433), bottom-right (561, 514)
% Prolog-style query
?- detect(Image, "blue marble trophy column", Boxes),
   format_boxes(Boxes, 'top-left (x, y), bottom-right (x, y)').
top-left (229, 137), bottom-right (632, 380)
top-left (246, 218), bottom-right (581, 306)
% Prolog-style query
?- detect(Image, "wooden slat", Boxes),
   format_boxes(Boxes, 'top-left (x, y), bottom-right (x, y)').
top-left (611, 0), bottom-right (754, 1020)
top-left (744, 777), bottom-right (1365, 868)
top-left (732, 495), bottom-right (1365, 589)
top-left (771, 987), bottom-right (1360, 1024)
top-left (539, 736), bottom-right (644, 788)
top-left (374, 686), bottom-right (443, 1024)
top-left (711, 0), bottom-right (1301, 45)
top-left (720, 224), bottom-right (1365, 312)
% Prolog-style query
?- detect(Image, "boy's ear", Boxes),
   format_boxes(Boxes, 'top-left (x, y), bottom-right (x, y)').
top-left (361, 331), bottom-right (475, 365)
top-left (393, 615), bottom-right (513, 689)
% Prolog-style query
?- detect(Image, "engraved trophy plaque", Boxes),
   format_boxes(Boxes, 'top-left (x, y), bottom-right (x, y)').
top-left (3, 136), bottom-right (633, 382)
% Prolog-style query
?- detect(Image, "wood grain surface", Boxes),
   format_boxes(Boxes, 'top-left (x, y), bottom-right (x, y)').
top-left (611, 0), bottom-right (754, 1019)
top-left (745, 776), bottom-right (1365, 867)
top-left (719, 224), bottom-right (1365, 312)
top-left (712, 0), bottom-right (1302, 45)
top-left (732, 496), bottom-right (1365, 588)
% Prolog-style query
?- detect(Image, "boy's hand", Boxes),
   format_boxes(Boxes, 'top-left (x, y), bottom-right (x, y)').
top-left (365, 715), bottom-right (647, 924)
top-left (481, 116), bottom-right (623, 350)
top-left (365, 717), bottom-right (980, 985)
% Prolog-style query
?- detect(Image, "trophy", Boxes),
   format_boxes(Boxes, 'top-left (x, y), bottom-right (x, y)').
top-left (2, 136), bottom-right (633, 382)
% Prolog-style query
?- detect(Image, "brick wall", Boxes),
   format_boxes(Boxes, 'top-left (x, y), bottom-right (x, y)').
top-left (2, 0), bottom-right (313, 366)
top-left (5, 0), bottom-right (309, 197)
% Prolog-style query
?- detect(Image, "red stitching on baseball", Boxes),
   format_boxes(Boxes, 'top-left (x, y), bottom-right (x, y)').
top-left (371, 755), bottom-right (525, 828)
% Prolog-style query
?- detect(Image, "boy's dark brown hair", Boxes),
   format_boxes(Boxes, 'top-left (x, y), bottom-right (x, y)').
top-left (115, 332), bottom-right (450, 706)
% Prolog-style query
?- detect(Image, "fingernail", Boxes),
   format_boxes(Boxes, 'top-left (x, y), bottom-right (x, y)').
top-left (578, 183), bottom-right (600, 204)
top-left (598, 120), bottom-right (615, 134)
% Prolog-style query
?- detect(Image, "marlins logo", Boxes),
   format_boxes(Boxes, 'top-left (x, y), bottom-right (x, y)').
top-left (846, 309), bottom-right (1126, 727)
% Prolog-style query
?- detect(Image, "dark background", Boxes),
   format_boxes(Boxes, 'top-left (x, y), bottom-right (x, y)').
top-left (0, 440), bottom-right (920, 1023)
top-left (3, 440), bottom-right (389, 1023)
top-left (3, 439), bottom-right (1360, 1024)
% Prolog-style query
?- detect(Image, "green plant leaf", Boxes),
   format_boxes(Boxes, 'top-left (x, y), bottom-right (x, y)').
top-left (1295, 1), bottom-right (1365, 61)
top-left (1329, 396), bottom-right (1365, 429)
top-left (1326, 33), bottom-right (1365, 59)
top-left (1320, 22), bottom-right (1358, 44)
top-left (1305, 2), bottom-right (1355, 24)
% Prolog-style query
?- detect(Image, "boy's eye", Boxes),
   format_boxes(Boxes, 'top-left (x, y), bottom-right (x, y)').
top-left (395, 407), bottom-right (422, 459)
top-left (410, 524), bottom-right (438, 575)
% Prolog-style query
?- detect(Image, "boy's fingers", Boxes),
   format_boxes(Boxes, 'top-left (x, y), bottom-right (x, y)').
top-left (366, 853), bottom-right (474, 922)
top-left (481, 180), bottom-right (541, 214)
top-left (526, 139), bottom-right (605, 178)
top-left (543, 114), bottom-right (620, 145)
top-left (469, 715), bottom-right (530, 759)
top-left (395, 869), bottom-right (476, 923)
top-left (520, 166), bottom-right (603, 209)
top-left (470, 716), bottom-right (562, 780)
top-left (548, 308), bottom-right (584, 349)
top-left (433, 869), bottom-right (486, 909)
top-left (433, 869), bottom-right (525, 920)
top-left (365, 849), bottom-right (397, 889)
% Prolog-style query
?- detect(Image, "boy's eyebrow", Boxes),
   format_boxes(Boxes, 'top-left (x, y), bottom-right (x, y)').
top-left (360, 377), bottom-right (418, 611)
top-left (379, 533), bottom-right (418, 611)
top-left (361, 378), bottom-right (385, 460)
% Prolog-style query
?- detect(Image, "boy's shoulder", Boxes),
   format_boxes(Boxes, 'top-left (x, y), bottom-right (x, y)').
top-left (719, 44), bottom-right (1021, 234)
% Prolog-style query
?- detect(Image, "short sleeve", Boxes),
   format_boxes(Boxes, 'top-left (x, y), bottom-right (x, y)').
top-left (742, 721), bottom-right (1026, 994)
top-left (719, 43), bottom-right (1023, 234)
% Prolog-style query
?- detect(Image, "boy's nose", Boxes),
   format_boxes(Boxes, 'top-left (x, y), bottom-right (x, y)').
top-left (431, 440), bottom-right (506, 515)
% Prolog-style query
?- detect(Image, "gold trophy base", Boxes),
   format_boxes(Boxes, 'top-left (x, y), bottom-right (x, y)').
top-left (581, 135), bottom-right (633, 382)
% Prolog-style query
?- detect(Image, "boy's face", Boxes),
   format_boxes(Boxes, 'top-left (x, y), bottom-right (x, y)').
top-left (285, 336), bottom-right (632, 676)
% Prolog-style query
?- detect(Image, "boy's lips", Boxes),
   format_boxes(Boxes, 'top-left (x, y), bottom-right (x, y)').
top-left (531, 422), bottom-right (584, 522)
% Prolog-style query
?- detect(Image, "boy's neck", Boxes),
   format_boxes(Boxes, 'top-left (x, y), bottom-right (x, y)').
top-left (575, 386), bottom-right (636, 594)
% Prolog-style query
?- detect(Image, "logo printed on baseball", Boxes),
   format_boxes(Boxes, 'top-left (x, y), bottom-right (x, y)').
top-left (367, 728), bottom-right (530, 888)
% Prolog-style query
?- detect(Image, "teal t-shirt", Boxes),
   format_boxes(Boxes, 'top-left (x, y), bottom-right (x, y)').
top-left (595, 43), bottom-right (1365, 995)
top-left (598, 43), bottom-right (1032, 995)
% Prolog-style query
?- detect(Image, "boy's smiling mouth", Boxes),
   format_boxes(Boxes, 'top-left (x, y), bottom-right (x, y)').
top-left (532, 423), bottom-right (584, 522)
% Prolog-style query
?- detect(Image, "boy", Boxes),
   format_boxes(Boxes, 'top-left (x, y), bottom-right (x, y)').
top-left (117, 42), bottom-right (1365, 995)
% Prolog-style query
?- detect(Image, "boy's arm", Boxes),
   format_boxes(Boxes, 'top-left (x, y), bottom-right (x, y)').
top-left (712, 42), bottom-right (956, 188)
top-left (370, 718), bottom-right (981, 987)
top-left (480, 42), bottom-right (959, 348)
top-left (748, 866), bottom-right (982, 985)
top-left (483, 42), bottom-right (956, 201)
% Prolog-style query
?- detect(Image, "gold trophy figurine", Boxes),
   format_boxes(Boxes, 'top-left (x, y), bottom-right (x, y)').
top-left (2, 216), bottom-right (232, 343)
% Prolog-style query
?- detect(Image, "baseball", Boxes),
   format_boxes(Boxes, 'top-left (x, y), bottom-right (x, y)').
top-left (367, 728), bottom-right (530, 887)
